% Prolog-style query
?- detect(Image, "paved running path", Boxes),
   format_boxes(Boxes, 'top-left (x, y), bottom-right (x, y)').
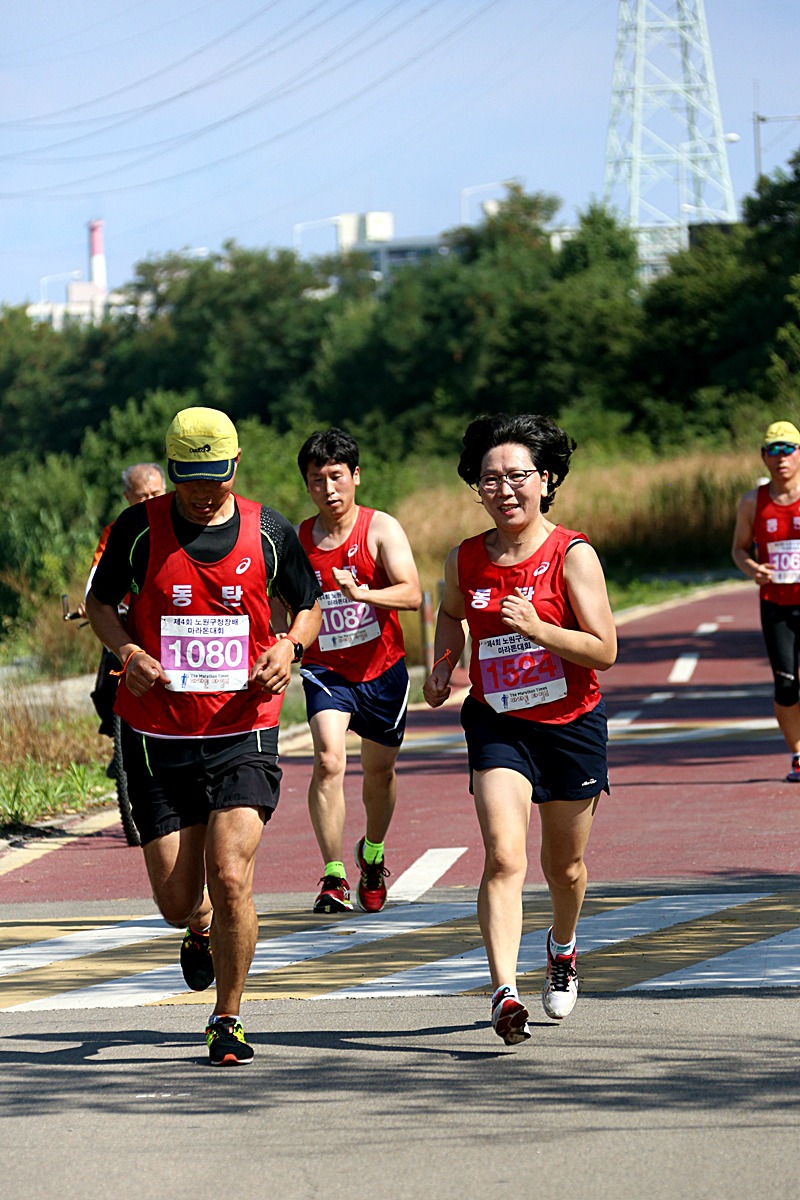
top-left (1, 580), bottom-right (795, 905)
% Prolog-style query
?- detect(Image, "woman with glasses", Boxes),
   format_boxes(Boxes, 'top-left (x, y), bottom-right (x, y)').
top-left (732, 420), bottom-right (800, 782)
top-left (423, 412), bottom-right (616, 1047)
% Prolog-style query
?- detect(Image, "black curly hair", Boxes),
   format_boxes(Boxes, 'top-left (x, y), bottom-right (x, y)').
top-left (457, 413), bottom-right (576, 514)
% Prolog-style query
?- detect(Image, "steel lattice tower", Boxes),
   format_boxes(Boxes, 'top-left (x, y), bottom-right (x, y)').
top-left (603, 0), bottom-right (737, 275)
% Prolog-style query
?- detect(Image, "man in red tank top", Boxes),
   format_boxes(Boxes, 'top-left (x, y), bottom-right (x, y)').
top-left (296, 428), bottom-right (422, 914)
top-left (733, 420), bottom-right (800, 781)
top-left (87, 408), bottom-right (321, 1065)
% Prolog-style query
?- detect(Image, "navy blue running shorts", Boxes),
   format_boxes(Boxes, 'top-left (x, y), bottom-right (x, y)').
top-left (120, 723), bottom-right (282, 846)
top-left (300, 658), bottom-right (410, 748)
top-left (460, 694), bottom-right (609, 804)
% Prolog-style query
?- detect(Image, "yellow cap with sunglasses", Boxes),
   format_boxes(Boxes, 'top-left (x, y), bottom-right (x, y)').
top-left (763, 421), bottom-right (800, 449)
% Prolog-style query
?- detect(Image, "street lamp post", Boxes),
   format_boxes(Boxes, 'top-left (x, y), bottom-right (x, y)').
top-left (459, 180), bottom-right (517, 225)
top-left (39, 270), bottom-right (81, 306)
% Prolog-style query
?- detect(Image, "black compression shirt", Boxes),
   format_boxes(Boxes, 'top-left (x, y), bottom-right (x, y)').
top-left (90, 495), bottom-right (320, 618)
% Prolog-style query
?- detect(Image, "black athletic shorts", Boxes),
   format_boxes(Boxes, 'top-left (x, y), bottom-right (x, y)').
top-left (120, 723), bottom-right (282, 846)
top-left (300, 658), bottom-right (410, 748)
top-left (460, 694), bottom-right (609, 804)
top-left (760, 598), bottom-right (800, 706)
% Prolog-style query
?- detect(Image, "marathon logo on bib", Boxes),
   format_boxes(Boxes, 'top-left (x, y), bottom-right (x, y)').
top-left (160, 614), bottom-right (250, 692)
top-left (318, 589), bottom-right (379, 651)
top-left (478, 631), bottom-right (567, 713)
top-left (767, 539), bottom-right (800, 584)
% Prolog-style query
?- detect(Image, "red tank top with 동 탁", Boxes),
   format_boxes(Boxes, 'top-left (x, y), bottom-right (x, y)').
top-left (298, 506), bottom-right (405, 682)
top-left (754, 483), bottom-right (800, 605)
top-left (457, 525), bottom-right (601, 726)
top-left (115, 493), bottom-right (282, 738)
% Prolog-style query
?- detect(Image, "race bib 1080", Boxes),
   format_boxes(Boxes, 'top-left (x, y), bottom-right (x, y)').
top-left (160, 614), bottom-right (250, 692)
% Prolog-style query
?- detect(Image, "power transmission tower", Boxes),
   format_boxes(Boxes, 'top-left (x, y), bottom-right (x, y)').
top-left (603, 0), bottom-right (738, 277)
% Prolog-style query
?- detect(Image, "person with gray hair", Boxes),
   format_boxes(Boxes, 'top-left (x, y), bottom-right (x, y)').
top-left (83, 462), bottom-right (167, 734)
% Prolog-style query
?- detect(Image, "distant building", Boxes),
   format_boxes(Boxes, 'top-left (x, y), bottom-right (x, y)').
top-left (27, 220), bottom-right (126, 329)
top-left (334, 211), bottom-right (451, 278)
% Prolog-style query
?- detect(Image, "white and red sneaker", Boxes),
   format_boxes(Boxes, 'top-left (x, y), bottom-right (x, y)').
top-left (786, 755), bottom-right (800, 782)
top-left (491, 986), bottom-right (531, 1046)
top-left (313, 875), bottom-right (353, 914)
top-left (542, 928), bottom-right (578, 1020)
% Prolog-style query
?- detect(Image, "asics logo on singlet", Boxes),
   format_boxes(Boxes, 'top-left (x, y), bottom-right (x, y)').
top-left (235, 558), bottom-right (252, 575)
top-left (533, 561), bottom-right (550, 576)
top-left (347, 545), bottom-right (358, 557)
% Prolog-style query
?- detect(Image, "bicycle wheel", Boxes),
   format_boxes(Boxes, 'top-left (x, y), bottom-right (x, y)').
top-left (113, 714), bottom-right (141, 848)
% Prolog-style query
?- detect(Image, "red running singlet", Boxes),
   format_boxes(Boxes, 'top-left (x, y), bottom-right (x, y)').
top-left (753, 482), bottom-right (800, 606)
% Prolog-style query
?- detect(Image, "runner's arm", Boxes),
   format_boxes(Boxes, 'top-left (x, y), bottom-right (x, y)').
top-left (732, 490), bottom-right (771, 585)
top-left (423, 548), bottom-right (467, 709)
top-left (499, 541), bottom-right (617, 671)
top-left (333, 511), bottom-right (422, 611)
top-left (85, 594), bottom-right (168, 696)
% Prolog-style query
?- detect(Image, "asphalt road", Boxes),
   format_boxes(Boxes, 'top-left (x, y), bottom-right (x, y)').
top-left (2, 580), bottom-right (799, 1199)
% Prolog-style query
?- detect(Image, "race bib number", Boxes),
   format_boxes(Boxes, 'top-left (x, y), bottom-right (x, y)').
top-left (317, 589), bottom-right (380, 652)
top-left (160, 614), bottom-right (250, 692)
top-left (478, 632), bottom-right (567, 713)
top-left (767, 540), bottom-right (800, 584)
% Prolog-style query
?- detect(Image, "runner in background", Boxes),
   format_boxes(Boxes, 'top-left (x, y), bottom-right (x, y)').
top-left (732, 420), bottom-right (800, 782)
top-left (87, 407), bottom-right (321, 1065)
top-left (296, 428), bottom-right (422, 914)
top-left (81, 463), bottom-right (166, 739)
top-left (423, 413), bottom-right (616, 1046)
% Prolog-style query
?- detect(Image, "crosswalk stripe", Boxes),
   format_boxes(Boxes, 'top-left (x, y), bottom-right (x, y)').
top-left (388, 849), bottom-right (468, 902)
top-left (317, 892), bottom-right (768, 998)
top-left (2, 902), bottom-right (475, 1012)
top-left (624, 925), bottom-right (800, 990)
top-left (0, 917), bottom-right (175, 978)
top-left (3, 891), bottom-right (799, 1012)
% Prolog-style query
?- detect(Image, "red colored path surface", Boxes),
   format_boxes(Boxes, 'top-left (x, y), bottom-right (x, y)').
top-left (2, 582), bottom-right (798, 904)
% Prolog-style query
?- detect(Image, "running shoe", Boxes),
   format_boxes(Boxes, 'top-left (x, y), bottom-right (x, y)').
top-left (542, 928), bottom-right (579, 1020)
top-left (313, 875), bottom-right (353, 913)
top-left (180, 927), bottom-right (214, 992)
top-left (205, 1016), bottom-right (254, 1066)
top-left (786, 755), bottom-right (800, 782)
top-left (354, 837), bottom-right (390, 913)
top-left (491, 986), bottom-right (531, 1046)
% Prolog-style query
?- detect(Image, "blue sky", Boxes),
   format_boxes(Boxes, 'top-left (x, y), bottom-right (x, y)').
top-left (1, 0), bottom-right (798, 305)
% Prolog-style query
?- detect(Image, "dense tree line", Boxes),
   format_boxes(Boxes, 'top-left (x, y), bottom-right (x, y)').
top-left (1, 156), bottom-right (799, 634)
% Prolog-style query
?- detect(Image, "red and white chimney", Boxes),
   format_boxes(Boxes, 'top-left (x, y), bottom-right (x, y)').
top-left (88, 219), bottom-right (108, 293)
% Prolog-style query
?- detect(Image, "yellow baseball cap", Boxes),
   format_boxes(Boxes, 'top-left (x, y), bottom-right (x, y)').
top-left (763, 420), bottom-right (800, 447)
top-left (165, 407), bottom-right (239, 483)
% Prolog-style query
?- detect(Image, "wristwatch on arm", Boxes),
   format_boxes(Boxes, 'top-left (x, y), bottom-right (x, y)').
top-left (285, 634), bottom-right (304, 662)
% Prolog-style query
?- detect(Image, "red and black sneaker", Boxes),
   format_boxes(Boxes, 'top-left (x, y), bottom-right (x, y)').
top-left (491, 986), bottom-right (531, 1046)
top-left (354, 837), bottom-right (390, 913)
top-left (313, 875), bottom-right (353, 914)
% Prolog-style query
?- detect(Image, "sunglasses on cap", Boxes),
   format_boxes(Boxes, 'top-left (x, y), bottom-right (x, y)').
top-left (763, 442), bottom-right (800, 457)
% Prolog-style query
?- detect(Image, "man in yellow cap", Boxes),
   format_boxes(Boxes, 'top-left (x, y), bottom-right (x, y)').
top-left (87, 407), bottom-right (321, 1065)
top-left (732, 420), bottom-right (800, 781)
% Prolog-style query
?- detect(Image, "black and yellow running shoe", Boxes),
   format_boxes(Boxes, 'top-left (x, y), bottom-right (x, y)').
top-left (205, 1016), bottom-right (254, 1066)
top-left (180, 927), bottom-right (214, 991)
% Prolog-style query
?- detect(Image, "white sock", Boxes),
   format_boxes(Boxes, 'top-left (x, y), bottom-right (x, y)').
top-left (550, 933), bottom-right (576, 957)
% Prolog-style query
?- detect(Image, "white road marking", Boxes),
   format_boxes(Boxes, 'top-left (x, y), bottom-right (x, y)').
top-left (0, 917), bottom-right (174, 978)
top-left (695, 622), bottom-right (719, 636)
top-left (317, 893), bottom-right (768, 998)
top-left (644, 691), bottom-right (675, 704)
top-left (625, 926), bottom-right (800, 990)
top-left (2, 902), bottom-right (474, 1012)
top-left (668, 654), bottom-right (699, 683)
top-left (388, 849), bottom-right (467, 902)
top-left (608, 711), bottom-right (640, 726)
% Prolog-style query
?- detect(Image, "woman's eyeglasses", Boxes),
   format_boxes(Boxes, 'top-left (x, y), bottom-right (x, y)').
top-left (763, 442), bottom-right (800, 457)
top-left (475, 469), bottom-right (538, 494)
